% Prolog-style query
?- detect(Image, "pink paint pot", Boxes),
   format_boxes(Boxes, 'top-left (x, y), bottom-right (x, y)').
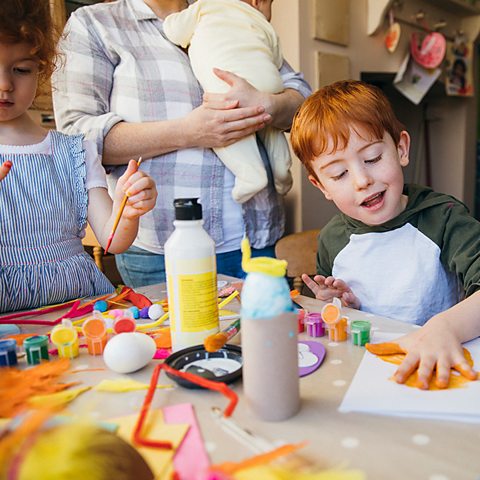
top-left (304, 312), bottom-right (325, 337)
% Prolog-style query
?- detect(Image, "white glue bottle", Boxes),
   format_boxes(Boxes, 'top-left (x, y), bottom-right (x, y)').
top-left (165, 198), bottom-right (219, 351)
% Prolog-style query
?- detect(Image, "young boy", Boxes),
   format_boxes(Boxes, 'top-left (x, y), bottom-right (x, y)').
top-left (163, 0), bottom-right (293, 203)
top-left (290, 80), bottom-right (480, 389)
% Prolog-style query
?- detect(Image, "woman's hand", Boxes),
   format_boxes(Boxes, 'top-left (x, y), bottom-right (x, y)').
top-left (185, 98), bottom-right (271, 149)
top-left (0, 161), bottom-right (12, 182)
top-left (203, 68), bottom-right (271, 112)
top-left (204, 68), bottom-right (305, 130)
top-left (301, 274), bottom-right (361, 309)
top-left (115, 160), bottom-right (157, 219)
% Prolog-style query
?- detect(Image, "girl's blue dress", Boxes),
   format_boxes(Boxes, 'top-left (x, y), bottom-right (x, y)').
top-left (0, 131), bottom-right (114, 313)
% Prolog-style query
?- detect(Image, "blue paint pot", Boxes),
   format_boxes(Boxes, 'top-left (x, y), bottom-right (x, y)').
top-left (0, 339), bottom-right (18, 367)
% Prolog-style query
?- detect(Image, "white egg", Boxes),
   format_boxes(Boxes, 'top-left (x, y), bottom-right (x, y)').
top-left (103, 332), bottom-right (156, 374)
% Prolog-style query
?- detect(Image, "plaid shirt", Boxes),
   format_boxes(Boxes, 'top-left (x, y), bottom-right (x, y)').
top-left (52, 0), bottom-right (311, 253)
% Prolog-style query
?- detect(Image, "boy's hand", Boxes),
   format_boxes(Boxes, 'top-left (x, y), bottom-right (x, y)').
top-left (115, 159), bottom-right (157, 219)
top-left (0, 161), bottom-right (12, 182)
top-left (301, 274), bottom-right (361, 309)
top-left (391, 316), bottom-right (478, 389)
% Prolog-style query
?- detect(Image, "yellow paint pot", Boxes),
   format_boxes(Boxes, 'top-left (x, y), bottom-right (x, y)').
top-left (51, 319), bottom-right (79, 359)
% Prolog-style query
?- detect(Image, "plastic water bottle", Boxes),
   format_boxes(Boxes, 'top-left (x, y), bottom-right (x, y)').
top-left (165, 198), bottom-right (219, 351)
top-left (241, 237), bottom-right (300, 421)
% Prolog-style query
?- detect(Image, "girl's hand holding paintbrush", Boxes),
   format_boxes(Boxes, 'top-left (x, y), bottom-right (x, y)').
top-left (113, 159), bottom-right (156, 221)
top-left (88, 159), bottom-right (157, 254)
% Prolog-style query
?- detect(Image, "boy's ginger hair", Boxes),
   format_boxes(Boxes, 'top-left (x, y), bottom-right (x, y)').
top-left (0, 0), bottom-right (59, 83)
top-left (290, 80), bottom-right (405, 180)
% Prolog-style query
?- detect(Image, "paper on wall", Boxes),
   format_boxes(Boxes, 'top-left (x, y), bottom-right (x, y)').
top-left (393, 53), bottom-right (441, 105)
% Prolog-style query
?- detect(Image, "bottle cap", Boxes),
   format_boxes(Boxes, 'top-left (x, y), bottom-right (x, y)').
top-left (173, 198), bottom-right (203, 220)
top-left (241, 237), bottom-right (287, 277)
top-left (321, 298), bottom-right (342, 325)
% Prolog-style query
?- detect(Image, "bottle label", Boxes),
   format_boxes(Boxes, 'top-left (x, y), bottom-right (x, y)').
top-left (167, 258), bottom-right (219, 333)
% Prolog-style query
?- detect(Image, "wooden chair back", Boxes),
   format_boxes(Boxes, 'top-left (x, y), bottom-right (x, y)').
top-left (82, 224), bottom-right (104, 272)
top-left (275, 229), bottom-right (320, 292)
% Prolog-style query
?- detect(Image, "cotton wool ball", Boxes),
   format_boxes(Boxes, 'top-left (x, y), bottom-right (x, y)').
top-left (148, 303), bottom-right (164, 320)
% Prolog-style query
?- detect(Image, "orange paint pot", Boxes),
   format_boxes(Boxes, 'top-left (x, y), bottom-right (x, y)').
top-left (82, 317), bottom-right (108, 355)
top-left (326, 317), bottom-right (348, 342)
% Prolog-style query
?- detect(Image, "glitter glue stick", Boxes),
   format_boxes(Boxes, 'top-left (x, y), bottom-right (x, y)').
top-left (51, 319), bottom-right (79, 359)
top-left (83, 316), bottom-right (108, 355)
top-left (240, 237), bottom-right (300, 422)
top-left (165, 198), bottom-right (219, 352)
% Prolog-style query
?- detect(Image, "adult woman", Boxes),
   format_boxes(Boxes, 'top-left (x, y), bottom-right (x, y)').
top-left (53, 0), bottom-right (311, 287)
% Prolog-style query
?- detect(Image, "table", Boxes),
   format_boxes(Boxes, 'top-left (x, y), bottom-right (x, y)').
top-left (6, 283), bottom-right (480, 480)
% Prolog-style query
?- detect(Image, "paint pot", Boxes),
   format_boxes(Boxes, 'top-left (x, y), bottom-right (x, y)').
top-left (322, 298), bottom-right (347, 342)
top-left (83, 316), bottom-right (108, 355)
top-left (351, 320), bottom-right (371, 346)
top-left (304, 312), bottom-right (324, 337)
top-left (113, 315), bottom-right (136, 334)
top-left (24, 335), bottom-right (49, 365)
top-left (326, 317), bottom-right (348, 342)
top-left (297, 309), bottom-right (305, 333)
top-left (0, 339), bottom-right (17, 367)
top-left (51, 319), bottom-right (79, 359)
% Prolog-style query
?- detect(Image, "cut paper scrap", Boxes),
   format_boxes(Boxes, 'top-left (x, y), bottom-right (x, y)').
top-left (29, 386), bottom-right (91, 408)
top-left (298, 341), bottom-right (326, 377)
top-left (0, 358), bottom-right (75, 418)
top-left (151, 327), bottom-right (171, 349)
top-left (366, 343), bottom-right (477, 390)
top-left (110, 409), bottom-right (189, 480)
top-left (234, 466), bottom-right (365, 480)
top-left (94, 378), bottom-right (173, 392)
top-left (163, 403), bottom-right (210, 480)
top-left (339, 333), bottom-right (480, 423)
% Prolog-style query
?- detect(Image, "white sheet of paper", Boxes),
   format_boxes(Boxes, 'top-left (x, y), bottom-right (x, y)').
top-left (339, 332), bottom-right (480, 423)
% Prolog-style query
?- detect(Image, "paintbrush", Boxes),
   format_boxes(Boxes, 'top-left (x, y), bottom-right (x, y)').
top-left (104, 157), bottom-right (143, 254)
top-left (204, 318), bottom-right (240, 352)
top-left (210, 407), bottom-right (316, 472)
top-left (203, 290), bottom-right (241, 352)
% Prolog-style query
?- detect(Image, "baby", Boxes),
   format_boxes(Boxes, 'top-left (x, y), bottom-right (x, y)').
top-left (164, 0), bottom-right (293, 203)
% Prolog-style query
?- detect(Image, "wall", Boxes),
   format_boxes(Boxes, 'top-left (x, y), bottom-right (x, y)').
top-left (272, 0), bottom-right (479, 231)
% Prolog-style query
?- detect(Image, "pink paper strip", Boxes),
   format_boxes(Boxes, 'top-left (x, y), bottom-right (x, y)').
top-left (163, 403), bottom-right (210, 480)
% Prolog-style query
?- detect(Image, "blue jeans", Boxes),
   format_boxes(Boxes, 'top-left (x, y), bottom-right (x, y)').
top-left (115, 245), bottom-right (276, 288)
